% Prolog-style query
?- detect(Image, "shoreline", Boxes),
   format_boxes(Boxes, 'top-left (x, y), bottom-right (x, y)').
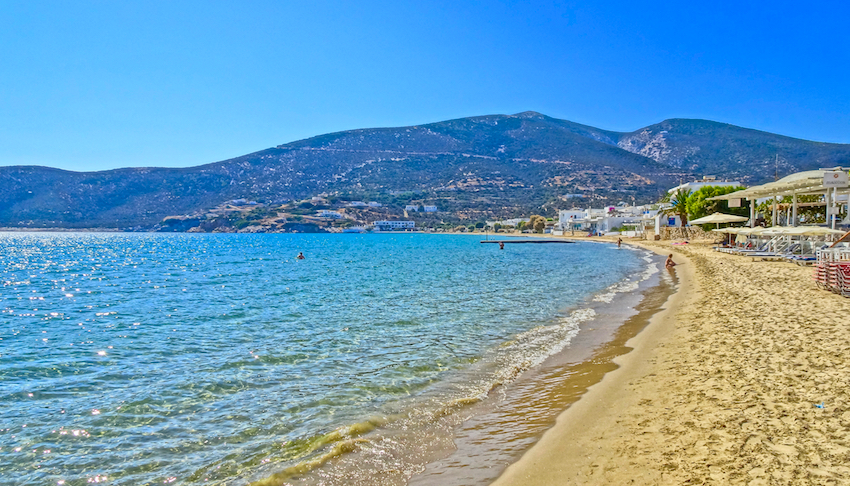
top-left (407, 244), bottom-right (671, 485)
top-left (490, 239), bottom-right (695, 485)
top-left (492, 239), bottom-right (850, 484)
top-left (246, 237), bottom-right (668, 486)
top-left (251, 233), bottom-right (675, 486)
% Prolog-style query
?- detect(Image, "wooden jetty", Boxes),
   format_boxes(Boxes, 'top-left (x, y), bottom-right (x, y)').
top-left (480, 240), bottom-right (574, 244)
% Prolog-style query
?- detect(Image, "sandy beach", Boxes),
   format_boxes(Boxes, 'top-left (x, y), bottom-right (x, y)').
top-left (493, 239), bottom-right (850, 485)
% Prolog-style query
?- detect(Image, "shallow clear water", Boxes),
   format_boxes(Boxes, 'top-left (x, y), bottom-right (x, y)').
top-left (0, 233), bottom-right (647, 486)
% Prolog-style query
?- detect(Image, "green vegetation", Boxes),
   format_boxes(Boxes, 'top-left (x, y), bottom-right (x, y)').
top-left (528, 214), bottom-right (547, 233)
top-left (686, 186), bottom-right (747, 221)
top-left (655, 185), bottom-right (757, 231)
top-left (659, 189), bottom-right (692, 234)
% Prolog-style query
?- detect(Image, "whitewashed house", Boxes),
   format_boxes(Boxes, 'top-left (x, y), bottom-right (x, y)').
top-left (318, 210), bottom-right (344, 219)
top-left (557, 206), bottom-right (660, 236)
top-left (374, 220), bottom-right (415, 231)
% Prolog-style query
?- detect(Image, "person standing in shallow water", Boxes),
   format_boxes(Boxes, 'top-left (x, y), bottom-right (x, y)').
top-left (617, 238), bottom-right (622, 248)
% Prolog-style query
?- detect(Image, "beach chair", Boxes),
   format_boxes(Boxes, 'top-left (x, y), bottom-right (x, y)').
top-left (750, 243), bottom-right (800, 261)
top-left (731, 240), bottom-right (772, 255)
top-left (814, 249), bottom-right (850, 297)
top-left (787, 255), bottom-right (817, 266)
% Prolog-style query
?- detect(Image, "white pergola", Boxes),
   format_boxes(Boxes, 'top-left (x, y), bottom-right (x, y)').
top-left (709, 167), bottom-right (850, 229)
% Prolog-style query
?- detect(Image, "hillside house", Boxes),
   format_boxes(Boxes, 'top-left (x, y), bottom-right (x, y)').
top-left (318, 210), bottom-right (344, 219)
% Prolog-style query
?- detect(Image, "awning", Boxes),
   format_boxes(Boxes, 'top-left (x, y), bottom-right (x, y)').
top-left (708, 167), bottom-right (850, 201)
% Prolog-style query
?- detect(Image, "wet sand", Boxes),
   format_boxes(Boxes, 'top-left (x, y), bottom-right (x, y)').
top-left (410, 249), bottom-right (674, 485)
top-left (492, 240), bottom-right (850, 485)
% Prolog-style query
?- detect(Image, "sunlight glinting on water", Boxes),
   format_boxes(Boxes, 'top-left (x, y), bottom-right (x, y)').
top-left (0, 233), bottom-right (648, 486)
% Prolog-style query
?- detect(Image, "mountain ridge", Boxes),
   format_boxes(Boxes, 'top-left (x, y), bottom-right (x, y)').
top-left (2, 113), bottom-right (848, 229)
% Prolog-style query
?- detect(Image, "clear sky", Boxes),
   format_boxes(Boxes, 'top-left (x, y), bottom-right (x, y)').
top-left (2, 0), bottom-right (848, 172)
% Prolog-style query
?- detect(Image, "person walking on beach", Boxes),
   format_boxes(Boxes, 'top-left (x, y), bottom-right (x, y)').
top-left (665, 254), bottom-right (676, 269)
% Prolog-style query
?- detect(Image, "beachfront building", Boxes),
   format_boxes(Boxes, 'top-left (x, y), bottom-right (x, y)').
top-left (556, 208), bottom-right (604, 234)
top-left (556, 206), bottom-right (659, 236)
top-left (373, 220), bottom-right (415, 231)
top-left (710, 167), bottom-right (850, 229)
top-left (653, 213), bottom-right (684, 236)
top-left (485, 218), bottom-right (530, 230)
top-left (667, 175), bottom-right (742, 194)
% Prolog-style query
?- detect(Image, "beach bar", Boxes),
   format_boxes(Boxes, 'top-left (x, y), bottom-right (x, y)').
top-left (709, 167), bottom-right (850, 229)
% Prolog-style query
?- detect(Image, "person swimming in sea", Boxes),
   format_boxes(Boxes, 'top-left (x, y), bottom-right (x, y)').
top-left (297, 252), bottom-right (305, 260)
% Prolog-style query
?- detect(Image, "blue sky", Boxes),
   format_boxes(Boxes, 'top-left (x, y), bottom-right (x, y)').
top-left (1, 0), bottom-right (848, 172)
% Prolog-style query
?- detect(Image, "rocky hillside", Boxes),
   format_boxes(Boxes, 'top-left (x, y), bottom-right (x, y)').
top-left (1, 112), bottom-right (848, 229)
top-left (616, 119), bottom-right (850, 177)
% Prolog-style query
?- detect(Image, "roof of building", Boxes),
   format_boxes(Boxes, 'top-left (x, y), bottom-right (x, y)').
top-left (709, 167), bottom-right (849, 200)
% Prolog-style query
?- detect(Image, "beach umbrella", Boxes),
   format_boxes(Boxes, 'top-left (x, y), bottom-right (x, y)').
top-left (689, 212), bottom-right (750, 224)
top-left (689, 212), bottom-right (750, 229)
top-left (762, 226), bottom-right (797, 235)
top-left (793, 226), bottom-right (846, 236)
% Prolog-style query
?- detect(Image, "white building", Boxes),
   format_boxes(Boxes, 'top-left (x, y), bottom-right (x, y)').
top-left (557, 206), bottom-right (662, 236)
top-left (423, 205), bottom-right (438, 212)
top-left (405, 205), bottom-right (420, 212)
top-left (368, 201), bottom-right (382, 207)
top-left (487, 218), bottom-right (529, 227)
top-left (668, 176), bottom-right (742, 194)
top-left (318, 210), bottom-right (344, 219)
top-left (373, 220), bottom-right (415, 231)
top-left (347, 201), bottom-right (367, 207)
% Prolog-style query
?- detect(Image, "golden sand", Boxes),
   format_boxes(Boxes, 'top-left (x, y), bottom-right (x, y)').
top-left (493, 240), bottom-right (850, 485)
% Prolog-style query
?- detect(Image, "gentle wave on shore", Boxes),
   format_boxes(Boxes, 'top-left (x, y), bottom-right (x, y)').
top-left (0, 233), bottom-right (651, 486)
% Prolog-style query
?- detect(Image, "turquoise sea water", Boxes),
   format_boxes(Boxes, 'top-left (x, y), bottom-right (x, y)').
top-left (0, 233), bottom-right (649, 486)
